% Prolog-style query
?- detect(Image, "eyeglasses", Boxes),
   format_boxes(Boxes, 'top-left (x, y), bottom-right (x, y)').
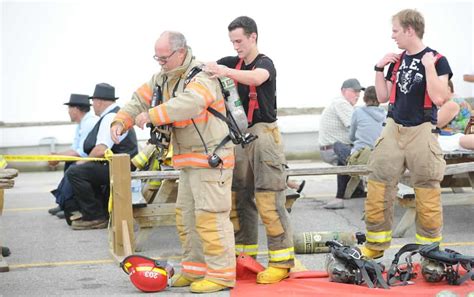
top-left (153, 50), bottom-right (177, 63)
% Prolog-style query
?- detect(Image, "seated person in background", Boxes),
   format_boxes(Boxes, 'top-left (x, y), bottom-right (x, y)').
top-left (437, 80), bottom-right (470, 133)
top-left (319, 79), bottom-right (364, 208)
top-left (318, 78), bottom-right (364, 165)
top-left (48, 94), bottom-right (98, 219)
top-left (325, 86), bottom-right (386, 209)
top-left (437, 80), bottom-right (474, 150)
top-left (66, 83), bottom-right (138, 230)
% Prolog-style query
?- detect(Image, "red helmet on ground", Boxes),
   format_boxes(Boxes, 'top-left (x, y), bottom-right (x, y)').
top-left (121, 255), bottom-right (174, 293)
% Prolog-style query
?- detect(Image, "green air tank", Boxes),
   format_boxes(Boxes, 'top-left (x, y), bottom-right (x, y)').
top-left (293, 231), bottom-right (365, 254)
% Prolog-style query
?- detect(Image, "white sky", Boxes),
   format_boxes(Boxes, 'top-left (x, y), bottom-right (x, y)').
top-left (1, 0), bottom-right (473, 126)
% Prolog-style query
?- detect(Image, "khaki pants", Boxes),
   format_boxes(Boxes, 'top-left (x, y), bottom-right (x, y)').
top-left (231, 122), bottom-right (294, 268)
top-left (365, 118), bottom-right (445, 250)
top-left (175, 167), bottom-right (236, 286)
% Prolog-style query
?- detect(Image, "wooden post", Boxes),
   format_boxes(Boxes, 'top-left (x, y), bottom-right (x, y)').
top-left (0, 189), bottom-right (8, 272)
top-left (109, 154), bottom-right (134, 260)
top-left (121, 220), bottom-right (133, 257)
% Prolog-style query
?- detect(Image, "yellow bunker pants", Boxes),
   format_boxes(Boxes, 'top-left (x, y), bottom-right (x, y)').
top-left (231, 122), bottom-right (295, 268)
top-left (175, 167), bottom-right (236, 286)
top-left (365, 118), bottom-right (445, 251)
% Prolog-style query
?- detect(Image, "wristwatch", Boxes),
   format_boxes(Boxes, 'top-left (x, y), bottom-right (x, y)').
top-left (374, 65), bottom-right (385, 72)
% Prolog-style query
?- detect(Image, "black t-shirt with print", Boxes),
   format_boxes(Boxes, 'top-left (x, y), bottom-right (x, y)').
top-left (217, 54), bottom-right (277, 127)
top-left (385, 47), bottom-right (453, 127)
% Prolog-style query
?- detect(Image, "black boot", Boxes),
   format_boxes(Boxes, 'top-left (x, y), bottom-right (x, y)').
top-left (1, 247), bottom-right (11, 257)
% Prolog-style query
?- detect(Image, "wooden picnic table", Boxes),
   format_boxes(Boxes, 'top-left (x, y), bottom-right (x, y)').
top-left (108, 153), bottom-right (474, 258)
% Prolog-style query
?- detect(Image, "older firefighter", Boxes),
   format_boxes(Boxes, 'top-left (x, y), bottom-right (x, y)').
top-left (205, 16), bottom-right (294, 284)
top-left (111, 31), bottom-right (235, 293)
top-left (363, 9), bottom-right (452, 259)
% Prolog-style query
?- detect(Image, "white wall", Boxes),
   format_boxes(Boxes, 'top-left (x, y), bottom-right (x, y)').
top-left (1, 0), bottom-right (473, 126)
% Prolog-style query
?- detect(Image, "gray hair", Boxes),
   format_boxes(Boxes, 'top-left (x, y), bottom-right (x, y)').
top-left (161, 31), bottom-right (187, 51)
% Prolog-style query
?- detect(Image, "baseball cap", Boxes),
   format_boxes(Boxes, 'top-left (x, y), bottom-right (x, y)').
top-left (341, 78), bottom-right (365, 91)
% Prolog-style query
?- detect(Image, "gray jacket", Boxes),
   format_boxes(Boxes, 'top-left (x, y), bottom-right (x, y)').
top-left (349, 106), bottom-right (386, 153)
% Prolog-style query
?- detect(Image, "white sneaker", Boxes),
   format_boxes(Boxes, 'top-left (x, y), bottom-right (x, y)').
top-left (324, 198), bottom-right (345, 209)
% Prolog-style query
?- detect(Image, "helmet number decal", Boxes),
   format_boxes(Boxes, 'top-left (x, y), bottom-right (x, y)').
top-left (144, 271), bottom-right (159, 279)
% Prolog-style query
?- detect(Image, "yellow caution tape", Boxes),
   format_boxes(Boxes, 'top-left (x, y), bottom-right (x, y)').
top-left (103, 149), bottom-right (114, 213)
top-left (0, 155), bottom-right (7, 169)
top-left (3, 149), bottom-right (115, 163)
top-left (103, 149), bottom-right (114, 161)
top-left (4, 150), bottom-right (119, 221)
top-left (3, 155), bottom-right (106, 162)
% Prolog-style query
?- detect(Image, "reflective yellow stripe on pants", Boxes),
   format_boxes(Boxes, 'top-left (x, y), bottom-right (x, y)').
top-left (416, 233), bottom-right (442, 244)
top-left (269, 247), bottom-right (295, 263)
top-left (366, 231), bottom-right (392, 244)
top-left (235, 244), bottom-right (259, 256)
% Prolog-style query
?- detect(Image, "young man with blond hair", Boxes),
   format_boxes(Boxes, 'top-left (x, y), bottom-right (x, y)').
top-left (363, 9), bottom-right (452, 259)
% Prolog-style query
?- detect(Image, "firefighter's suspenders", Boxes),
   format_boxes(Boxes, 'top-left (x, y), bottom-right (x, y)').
top-left (389, 51), bottom-right (443, 109)
top-left (235, 58), bottom-right (259, 124)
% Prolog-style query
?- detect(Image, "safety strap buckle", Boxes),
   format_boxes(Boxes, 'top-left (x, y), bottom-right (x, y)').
top-left (348, 248), bottom-right (362, 260)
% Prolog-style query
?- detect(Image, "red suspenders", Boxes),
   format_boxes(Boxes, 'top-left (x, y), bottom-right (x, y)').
top-left (235, 59), bottom-right (259, 124)
top-left (389, 51), bottom-right (443, 109)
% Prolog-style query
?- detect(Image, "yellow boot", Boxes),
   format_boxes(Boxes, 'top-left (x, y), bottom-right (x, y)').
top-left (190, 279), bottom-right (229, 293)
top-left (171, 273), bottom-right (194, 287)
top-left (256, 267), bottom-right (289, 284)
top-left (360, 246), bottom-right (384, 259)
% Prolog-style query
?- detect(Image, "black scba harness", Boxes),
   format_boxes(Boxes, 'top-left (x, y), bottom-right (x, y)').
top-left (326, 241), bottom-right (474, 289)
top-left (184, 66), bottom-right (257, 168)
top-left (388, 242), bottom-right (474, 286)
top-left (326, 241), bottom-right (389, 289)
top-left (148, 80), bottom-right (171, 159)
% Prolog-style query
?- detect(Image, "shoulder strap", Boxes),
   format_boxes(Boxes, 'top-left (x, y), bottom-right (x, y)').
top-left (184, 66), bottom-right (203, 86)
top-left (235, 58), bottom-right (259, 124)
top-left (389, 51), bottom-right (406, 105)
top-left (423, 53), bottom-right (443, 109)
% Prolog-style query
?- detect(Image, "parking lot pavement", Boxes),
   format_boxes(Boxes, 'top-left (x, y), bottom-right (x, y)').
top-left (0, 162), bottom-right (473, 295)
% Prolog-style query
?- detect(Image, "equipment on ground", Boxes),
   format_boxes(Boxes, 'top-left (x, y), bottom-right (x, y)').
top-left (294, 231), bottom-right (366, 254)
top-left (387, 242), bottom-right (474, 286)
top-left (121, 255), bottom-right (174, 293)
top-left (325, 240), bottom-right (388, 289)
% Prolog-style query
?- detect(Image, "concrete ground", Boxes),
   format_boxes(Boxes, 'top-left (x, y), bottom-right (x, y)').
top-left (1, 160), bottom-right (473, 296)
